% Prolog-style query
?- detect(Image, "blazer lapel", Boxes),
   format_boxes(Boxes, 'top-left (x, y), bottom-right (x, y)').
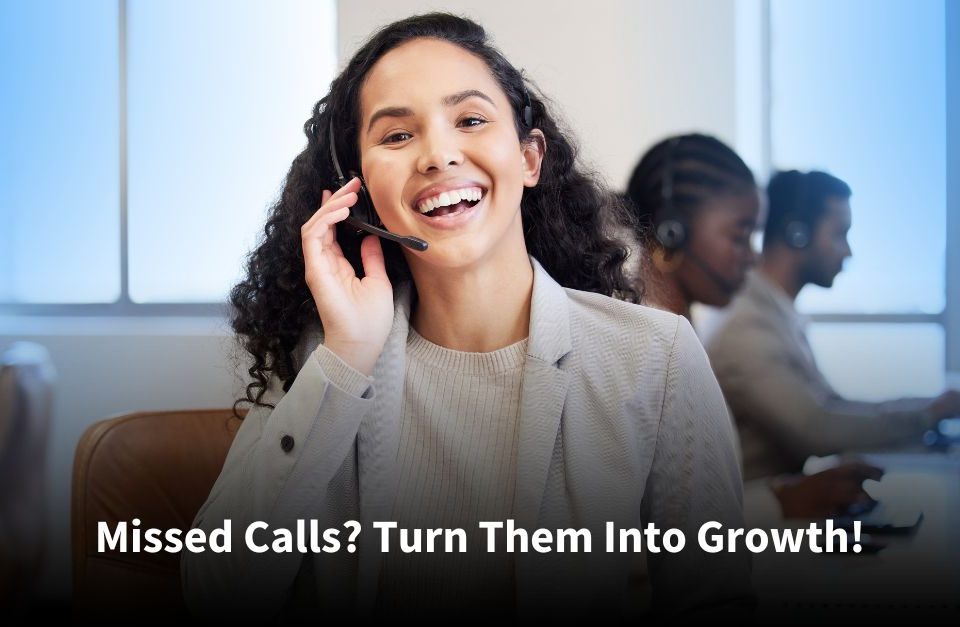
top-left (513, 258), bottom-right (572, 598)
top-left (351, 259), bottom-right (573, 612)
top-left (355, 280), bottom-right (414, 613)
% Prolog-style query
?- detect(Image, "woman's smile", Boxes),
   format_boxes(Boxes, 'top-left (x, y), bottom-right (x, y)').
top-left (413, 183), bottom-right (485, 215)
top-left (409, 180), bottom-right (487, 229)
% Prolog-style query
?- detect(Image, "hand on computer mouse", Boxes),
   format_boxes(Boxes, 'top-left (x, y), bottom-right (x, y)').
top-left (772, 461), bottom-right (885, 519)
top-left (928, 389), bottom-right (960, 422)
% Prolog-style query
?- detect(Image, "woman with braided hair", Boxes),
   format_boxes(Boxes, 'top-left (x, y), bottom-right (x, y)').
top-left (625, 133), bottom-right (884, 528)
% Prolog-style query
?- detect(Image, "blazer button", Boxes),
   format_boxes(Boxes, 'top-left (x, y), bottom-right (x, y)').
top-left (280, 434), bottom-right (295, 453)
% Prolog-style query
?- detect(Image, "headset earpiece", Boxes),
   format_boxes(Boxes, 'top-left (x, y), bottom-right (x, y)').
top-left (654, 137), bottom-right (689, 251)
top-left (784, 220), bottom-right (811, 249)
top-left (519, 82), bottom-right (534, 128)
top-left (328, 118), bottom-right (381, 235)
top-left (655, 218), bottom-right (687, 250)
top-left (522, 101), bottom-right (533, 128)
top-left (782, 173), bottom-right (811, 249)
top-left (347, 172), bottom-right (382, 230)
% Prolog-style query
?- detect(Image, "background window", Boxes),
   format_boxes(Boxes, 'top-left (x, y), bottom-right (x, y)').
top-left (770, 0), bottom-right (946, 315)
top-left (0, 0), bottom-right (120, 303)
top-left (127, 0), bottom-right (337, 303)
top-left (0, 0), bottom-right (337, 306)
top-left (806, 323), bottom-right (945, 399)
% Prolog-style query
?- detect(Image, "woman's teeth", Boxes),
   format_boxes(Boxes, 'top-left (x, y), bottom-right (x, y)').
top-left (417, 187), bottom-right (483, 214)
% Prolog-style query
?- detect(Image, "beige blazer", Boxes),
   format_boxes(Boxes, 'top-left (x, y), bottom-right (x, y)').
top-left (706, 270), bottom-right (933, 480)
top-left (181, 256), bottom-right (752, 618)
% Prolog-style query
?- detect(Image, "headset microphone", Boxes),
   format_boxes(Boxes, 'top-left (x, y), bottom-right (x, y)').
top-left (327, 122), bottom-right (429, 252)
top-left (685, 249), bottom-right (741, 295)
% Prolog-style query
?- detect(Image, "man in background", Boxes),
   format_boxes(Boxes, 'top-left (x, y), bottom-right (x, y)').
top-left (706, 169), bottom-right (960, 481)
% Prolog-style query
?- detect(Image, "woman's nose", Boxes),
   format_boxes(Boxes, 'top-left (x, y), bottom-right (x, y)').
top-left (416, 129), bottom-right (463, 173)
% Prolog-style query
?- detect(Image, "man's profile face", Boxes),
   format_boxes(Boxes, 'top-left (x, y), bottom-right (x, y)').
top-left (802, 196), bottom-right (852, 288)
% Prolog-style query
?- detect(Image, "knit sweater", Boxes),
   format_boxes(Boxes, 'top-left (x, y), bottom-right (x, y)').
top-left (375, 326), bottom-right (529, 616)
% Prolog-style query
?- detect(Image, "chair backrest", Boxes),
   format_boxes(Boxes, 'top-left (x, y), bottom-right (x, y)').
top-left (0, 342), bottom-right (56, 606)
top-left (72, 408), bottom-right (243, 614)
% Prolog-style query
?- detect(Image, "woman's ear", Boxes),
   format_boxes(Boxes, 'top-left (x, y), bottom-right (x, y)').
top-left (521, 129), bottom-right (546, 188)
top-left (651, 246), bottom-right (686, 274)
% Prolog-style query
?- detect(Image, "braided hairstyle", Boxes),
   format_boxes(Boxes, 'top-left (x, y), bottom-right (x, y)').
top-left (229, 13), bottom-right (639, 415)
top-left (624, 133), bottom-right (756, 247)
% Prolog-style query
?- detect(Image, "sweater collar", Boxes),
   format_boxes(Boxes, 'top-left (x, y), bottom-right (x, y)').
top-left (391, 254), bottom-right (572, 366)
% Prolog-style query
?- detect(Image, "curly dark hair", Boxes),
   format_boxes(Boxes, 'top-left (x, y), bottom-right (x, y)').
top-left (229, 13), bottom-right (640, 416)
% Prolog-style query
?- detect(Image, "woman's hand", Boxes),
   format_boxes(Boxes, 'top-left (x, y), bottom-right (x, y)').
top-left (928, 389), bottom-right (960, 422)
top-left (301, 177), bottom-right (394, 376)
top-left (772, 461), bottom-right (885, 519)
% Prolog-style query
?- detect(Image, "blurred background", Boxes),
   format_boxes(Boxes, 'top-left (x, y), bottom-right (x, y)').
top-left (0, 0), bottom-right (956, 611)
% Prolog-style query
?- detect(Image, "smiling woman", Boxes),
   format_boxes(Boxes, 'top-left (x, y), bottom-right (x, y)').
top-left (181, 13), bottom-right (753, 620)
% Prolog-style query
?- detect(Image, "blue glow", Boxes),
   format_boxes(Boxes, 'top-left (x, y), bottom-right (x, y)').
top-left (771, 0), bottom-right (946, 314)
top-left (126, 0), bottom-right (337, 302)
top-left (0, 0), bottom-right (120, 303)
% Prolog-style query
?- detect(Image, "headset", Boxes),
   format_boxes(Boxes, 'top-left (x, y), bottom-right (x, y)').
top-left (781, 172), bottom-right (811, 249)
top-left (327, 120), bottom-right (429, 252)
top-left (654, 137), bottom-right (688, 251)
top-left (323, 86), bottom-right (534, 253)
top-left (655, 136), bottom-right (741, 295)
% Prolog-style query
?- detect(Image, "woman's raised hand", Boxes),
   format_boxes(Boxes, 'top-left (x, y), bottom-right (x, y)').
top-left (301, 177), bottom-right (395, 376)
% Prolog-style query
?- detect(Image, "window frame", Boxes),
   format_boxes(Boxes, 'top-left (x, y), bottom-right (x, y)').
top-left (0, 0), bottom-right (317, 318)
top-left (947, 0), bottom-right (959, 371)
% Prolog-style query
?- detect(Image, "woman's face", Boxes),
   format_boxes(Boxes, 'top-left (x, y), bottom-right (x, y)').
top-left (357, 38), bottom-right (544, 271)
top-left (676, 191), bottom-right (759, 307)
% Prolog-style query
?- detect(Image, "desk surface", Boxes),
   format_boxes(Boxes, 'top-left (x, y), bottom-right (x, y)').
top-left (754, 451), bottom-right (960, 621)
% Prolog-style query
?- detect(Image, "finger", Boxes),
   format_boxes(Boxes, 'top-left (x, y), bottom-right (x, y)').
top-left (302, 176), bottom-right (361, 232)
top-left (303, 207), bottom-right (351, 281)
top-left (302, 192), bottom-right (358, 233)
top-left (837, 462), bottom-right (885, 480)
top-left (359, 234), bottom-right (388, 282)
top-left (319, 207), bottom-right (351, 247)
top-left (328, 224), bottom-right (347, 257)
top-left (304, 206), bottom-right (350, 260)
top-left (325, 175), bottom-right (362, 203)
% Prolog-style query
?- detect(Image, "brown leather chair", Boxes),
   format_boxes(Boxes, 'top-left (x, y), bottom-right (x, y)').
top-left (72, 408), bottom-right (244, 615)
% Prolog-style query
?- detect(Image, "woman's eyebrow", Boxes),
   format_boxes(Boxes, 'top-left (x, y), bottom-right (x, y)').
top-left (366, 106), bottom-right (413, 133)
top-left (442, 89), bottom-right (496, 108)
top-left (366, 90), bottom-right (497, 134)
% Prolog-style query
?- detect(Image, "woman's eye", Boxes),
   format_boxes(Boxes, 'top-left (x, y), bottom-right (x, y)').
top-left (458, 116), bottom-right (488, 128)
top-left (382, 132), bottom-right (412, 144)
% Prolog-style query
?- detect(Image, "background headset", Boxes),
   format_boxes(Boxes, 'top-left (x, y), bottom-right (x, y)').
top-left (781, 172), bottom-right (812, 249)
top-left (655, 136), bottom-right (741, 295)
top-left (654, 137), bottom-right (688, 251)
top-left (324, 85), bottom-right (534, 253)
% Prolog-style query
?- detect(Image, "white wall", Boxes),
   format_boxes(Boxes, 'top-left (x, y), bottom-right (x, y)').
top-left (338, 0), bottom-right (739, 189)
top-left (2, 0), bottom-right (742, 603)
